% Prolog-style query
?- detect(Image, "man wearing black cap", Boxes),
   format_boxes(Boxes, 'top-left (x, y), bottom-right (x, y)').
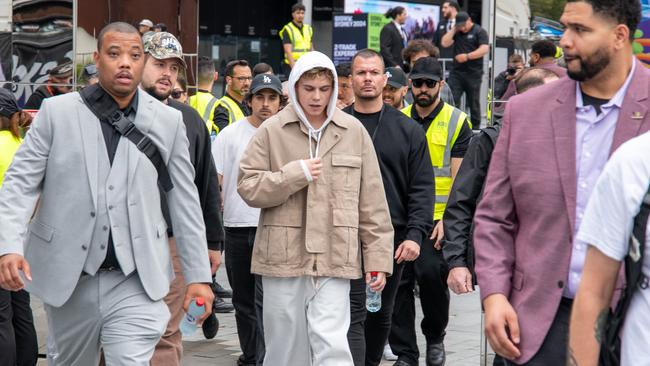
top-left (23, 59), bottom-right (73, 110)
top-left (441, 11), bottom-right (489, 130)
top-left (392, 57), bottom-right (472, 366)
top-left (212, 73), bottom-right (285, 366)
top-left (344, 48), bottom-right (434, 366)
top-left (383, 66), bottom-right (409, 109)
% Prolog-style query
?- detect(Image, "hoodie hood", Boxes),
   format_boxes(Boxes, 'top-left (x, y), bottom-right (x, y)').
top-left (288, 51), bottom-right (338, 159)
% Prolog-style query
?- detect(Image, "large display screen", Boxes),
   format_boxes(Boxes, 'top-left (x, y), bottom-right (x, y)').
top-left (344, 0), bottom-right (440, 40)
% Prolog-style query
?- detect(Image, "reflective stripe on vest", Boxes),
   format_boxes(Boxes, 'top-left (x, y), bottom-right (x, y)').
top-left (219, 95), bottom-right (246, 125)
top-left (279, 22), bottom-right (313, 64)
top-left (188, 91), bottom-right (220, 134)
top-left (402, 103), bottom-right (467, 221)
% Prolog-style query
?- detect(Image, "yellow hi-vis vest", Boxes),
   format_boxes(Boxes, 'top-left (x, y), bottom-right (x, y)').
top-left (219, 95), bottom-right (246, 125)
top-left (188, 91), bottom-right (220, 134)
top-left (402, 103), bottom-right (469, 221)
top-left (279, 22), bottom-right (313, 65)
top-left (0, 130), bottom-right (22, 187)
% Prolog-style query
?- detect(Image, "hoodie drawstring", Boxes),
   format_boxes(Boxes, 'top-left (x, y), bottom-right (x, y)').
top-left (308, 129), bottom-right (323, 159)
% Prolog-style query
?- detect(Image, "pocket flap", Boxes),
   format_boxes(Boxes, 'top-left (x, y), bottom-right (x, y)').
top-left (29, 220), bottom-right (55, 242)
top-left (333, 208), bottom-right (359, 228)
top-left (331, 153), bottom-right (361, 168)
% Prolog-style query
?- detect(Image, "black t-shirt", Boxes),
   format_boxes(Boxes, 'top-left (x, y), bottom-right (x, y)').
top-left (352, 109), bottom-right (382, 138)
top-left (409, 102), bottom-right (473, 157)
top-left (582, 91), bottom-right (609, 115)
top-left (452, 24), bottom-right (489, 75)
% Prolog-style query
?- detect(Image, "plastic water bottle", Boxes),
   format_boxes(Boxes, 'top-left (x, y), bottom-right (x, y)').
top-left (180, 297), bottom-right (205, 335)
top-left (366, 272), bottom-right (382, 312)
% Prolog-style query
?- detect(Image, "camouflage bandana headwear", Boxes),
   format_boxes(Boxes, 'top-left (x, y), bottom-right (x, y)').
top-left (144, 32), bottom-right (187, 69)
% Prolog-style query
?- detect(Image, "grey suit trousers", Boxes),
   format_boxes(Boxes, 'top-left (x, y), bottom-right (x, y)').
top-left (44, 271), bottom-right (170, 366)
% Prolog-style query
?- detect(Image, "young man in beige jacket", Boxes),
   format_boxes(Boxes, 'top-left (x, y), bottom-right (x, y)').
top-left (237, 51), bottom-right (394, 365)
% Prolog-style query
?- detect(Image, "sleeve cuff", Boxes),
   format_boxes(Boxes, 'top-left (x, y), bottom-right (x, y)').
top-left (405, 229), bottom-right (425, 246)
top-left (299, 159), bottom-right (314, 183)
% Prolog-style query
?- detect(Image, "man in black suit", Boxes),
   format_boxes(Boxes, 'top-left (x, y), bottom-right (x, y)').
top-left (433, 1), bottom-right (460, 66)
top-left (380, 6), bottom-right (408, 68)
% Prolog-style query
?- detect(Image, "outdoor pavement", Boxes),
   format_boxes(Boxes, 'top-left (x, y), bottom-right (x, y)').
top-left (31, 265), bottom-right (497, 365)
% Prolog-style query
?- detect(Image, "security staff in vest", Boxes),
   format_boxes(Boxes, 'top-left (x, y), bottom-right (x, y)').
top-left (343, 48), bottom-right (434, 366)
top-left (213, 60), bottom-right (252, 133)
top-left (279, 3), bottom-right (314, 78)
top-left (440, 11), bottom-right (489, 130)
top-left (188, 57), bottom-right (220, 135)
top-left (392, 57), bottom-right (472, 366)
top-left (0, 22), bottom-right (214, 365)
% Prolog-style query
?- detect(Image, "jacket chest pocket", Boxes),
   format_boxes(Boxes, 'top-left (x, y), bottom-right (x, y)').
top-left (330, 208), bottom-right (360, 267)
top-left (331, 153), bottom-right (362, 193)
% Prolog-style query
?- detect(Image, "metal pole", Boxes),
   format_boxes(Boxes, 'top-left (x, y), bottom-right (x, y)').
top-left (72, 0), bottom-right (78, 90)
top-left (303, 0), bottom-right (313, 26)
top-left (487, 0), bottom-right (497, 128)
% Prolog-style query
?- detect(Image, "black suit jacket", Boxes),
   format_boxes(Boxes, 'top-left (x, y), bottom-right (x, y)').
top-left (380, 22), bottom-right (404, 68)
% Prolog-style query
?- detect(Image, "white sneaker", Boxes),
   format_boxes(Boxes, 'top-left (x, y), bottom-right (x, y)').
top-left (383, 343), bottom-right (398, 361)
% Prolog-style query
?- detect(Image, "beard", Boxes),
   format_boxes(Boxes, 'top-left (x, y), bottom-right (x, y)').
top-left (567, 47), bottom-right (611, 82)
top-left (415, 92), bottom-right (437, 107)
top-left (143, 82), bottom-right (171, 101)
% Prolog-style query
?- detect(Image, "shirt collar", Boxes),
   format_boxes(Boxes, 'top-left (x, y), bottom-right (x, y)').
top-left (411, 100), bottom-right (445, 122)
top-left (576, 57), bottom-right (636, 110)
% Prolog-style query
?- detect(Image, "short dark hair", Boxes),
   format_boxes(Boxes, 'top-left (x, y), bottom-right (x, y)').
top-left (384, 6), bottom-right (406, 19)
top-left (176, 70), bottom-right (187, 92)
top-left (508, 54), bottom-right (524, 64)
top-left (567, 0), bottom-right (641, 40)
top-left (154, 23), bottom-right (167, 32)
top-left (402, 39), bottom-right (439, 64)
top-left (97, 22), bottom-right (141, 51)
top-left (351, 49), bottom-right (385, 71)
top-left (198, 56), bottom-right (215, 85)
top-left (531, 40), bottom-right (557, 59)
top-left (515, 67), bottom-right (559, 93)
top-left (225, 60), bottom-right (250, 78)
top-left (444, 1), bottom-right (460, 11)
top-left (292, 3), bottom-right (305, 13)
top-left (252, 62), bottom-right (274, 77)
top-left (335, 62), bottom-right (352, 78)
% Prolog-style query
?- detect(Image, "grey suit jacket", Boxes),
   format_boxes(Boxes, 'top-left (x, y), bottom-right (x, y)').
top-left (0, 89), bottom-right (212, 307)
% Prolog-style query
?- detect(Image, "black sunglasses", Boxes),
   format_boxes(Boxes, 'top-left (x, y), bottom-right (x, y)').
top-left (171, 89), bottom-right (186, 99)
top-left (411, 79), bottom-right (438, 88)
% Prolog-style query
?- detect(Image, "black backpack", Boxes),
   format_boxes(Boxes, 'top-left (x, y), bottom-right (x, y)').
top-left (599, 183), bottom-right (650, 365)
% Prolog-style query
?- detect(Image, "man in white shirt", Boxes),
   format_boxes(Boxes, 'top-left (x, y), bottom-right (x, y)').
top-left (569, 130), bottom-right (650, 366)
top-left (212, 73), bottom-right (284, 366)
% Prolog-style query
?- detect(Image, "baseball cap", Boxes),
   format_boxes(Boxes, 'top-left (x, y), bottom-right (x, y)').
top-left (455, 12), bottom-right (469, 27)
top-left (0, 88), bottom-right (20, 118)
top-left (49, 59), bottom-right (73, 78)
top-left (409, 57), bottom-right (443, 81)
top-left (139, 19), bottom-right (154, 27)
top-left (385, 67), bottom-right (407, 88)
top-left (145, 32), bottom-right (187, 68)
top-left (250, 74), bottom-right (283, 95)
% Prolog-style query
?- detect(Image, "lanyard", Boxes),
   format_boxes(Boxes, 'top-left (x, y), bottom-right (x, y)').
top-left (352, 104), bottom-right (386, 142)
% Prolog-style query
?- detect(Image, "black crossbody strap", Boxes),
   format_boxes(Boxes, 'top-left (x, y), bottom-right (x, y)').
top-left (79, 90), bottom-right (174, 192)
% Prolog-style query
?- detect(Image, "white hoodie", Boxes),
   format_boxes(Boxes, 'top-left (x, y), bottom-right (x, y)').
top-left (288, 51), bottom-right (339, 161)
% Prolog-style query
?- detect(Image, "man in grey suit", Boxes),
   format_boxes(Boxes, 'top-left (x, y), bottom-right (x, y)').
top-left (0, 22), bottom-right (214, 365)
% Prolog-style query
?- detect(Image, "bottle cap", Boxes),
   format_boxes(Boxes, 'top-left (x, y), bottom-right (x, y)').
top-left (195, 297), bottom-right (205, 307)
top-left (370, 271), bottom-right (378, 276)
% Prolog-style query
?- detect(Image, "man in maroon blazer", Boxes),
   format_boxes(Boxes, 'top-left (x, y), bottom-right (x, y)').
top-left (473, 0), bottom-right (648, 364)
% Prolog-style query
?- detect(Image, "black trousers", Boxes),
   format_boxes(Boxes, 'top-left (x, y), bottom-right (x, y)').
top-left (0, 289), bottom-right (38, 366)
top-left (389, 236), bottom-right (450, 365)
top-left (504, 297), bottom-right (572, 366)
top-left (225, 227), bottom-right (265, 366)
top-left (447, 70), bottom-right (483, 130)
top-left (348, 259), bottom-right (405, 366)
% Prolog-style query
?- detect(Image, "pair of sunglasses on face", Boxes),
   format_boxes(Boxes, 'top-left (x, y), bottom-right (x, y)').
top-left (171, 89), bottom-right (186, 99)
top-left (411, 79), bottom-right (438, 88)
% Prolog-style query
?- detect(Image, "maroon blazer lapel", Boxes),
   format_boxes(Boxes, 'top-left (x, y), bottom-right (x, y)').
top-left (611, 60), bottom-right (650, 153)
top-left (550, 79), bottom-right (578, 236)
